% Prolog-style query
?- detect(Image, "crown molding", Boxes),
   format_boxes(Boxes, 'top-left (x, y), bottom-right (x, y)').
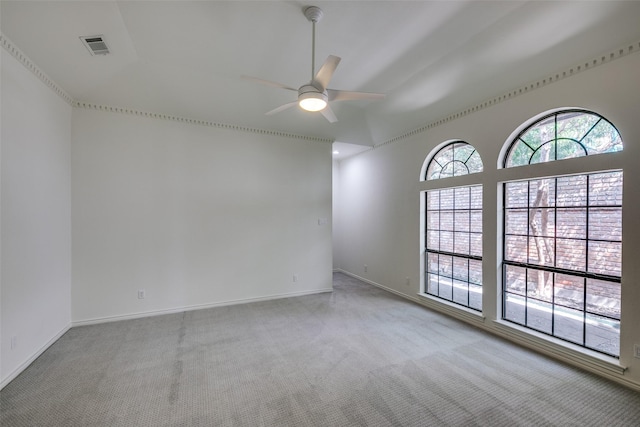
top-left (372, 38), bottom-right (640, 151)
top-left (1, 33), bottom-right (74, 105)
top-left (1, 31), bottom-right (331, 144)
top-left (4, 28), bottom-right (638, 149)
top-left (72, 102), bottom-right (333, 143)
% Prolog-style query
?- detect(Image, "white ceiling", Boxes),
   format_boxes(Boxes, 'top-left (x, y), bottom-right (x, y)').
top-left (331, 141), bottom-right (370, 160)
top-left (2, 1), bottom-right (640, 147)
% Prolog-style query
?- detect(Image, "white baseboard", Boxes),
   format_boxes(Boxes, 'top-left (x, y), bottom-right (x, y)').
top-left (336, 268), bottom-right (420, 302)
top-left (334, 269), bottom-right (640, 392)
top-left (1, 323), bottom-right (71, 390)
top-left (489, 320), bottom-right (636, 388)
top-left (337, 269), bottom-right (486, 326)
top-left (2, 288), bottom-right (333, 390)
top-left (72, 287), bottom-right (333, 327)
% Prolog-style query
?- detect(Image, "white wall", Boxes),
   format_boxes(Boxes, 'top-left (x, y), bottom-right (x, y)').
top-left (3, 25), bottom-right (638, 392)
top-left (1, 49), bottom-right (72, 386)
top-left (335, 52), bottom-right (640, 389)
top-left (332, 159), bottom-right (340, 270)
top-left (71, 109), bottom-right (333, 323)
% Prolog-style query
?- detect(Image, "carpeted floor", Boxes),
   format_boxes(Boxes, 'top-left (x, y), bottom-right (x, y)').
top-left (2, 273), bottom-right (639, 426)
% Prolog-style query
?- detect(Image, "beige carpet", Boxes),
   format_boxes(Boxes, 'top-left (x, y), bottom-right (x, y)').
top-left (2, 273), bottom-right (639, 426)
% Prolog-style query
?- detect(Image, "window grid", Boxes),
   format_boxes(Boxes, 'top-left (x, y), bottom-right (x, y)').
top-left (504, 110), bottom-right (622, 168)
top-left (426, 185), bottom-right (482, 311)
top-left (502, 171), bottom-right (622, 357)
top-left (426, 141), bottom-right (483, 180)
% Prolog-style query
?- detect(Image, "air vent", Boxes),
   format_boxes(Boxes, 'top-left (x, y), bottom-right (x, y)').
top-left (80, 35), bottom-right (110, 56)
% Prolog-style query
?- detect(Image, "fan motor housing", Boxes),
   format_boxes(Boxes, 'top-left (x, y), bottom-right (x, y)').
top-left (298, 84), bottom-right (326, 98)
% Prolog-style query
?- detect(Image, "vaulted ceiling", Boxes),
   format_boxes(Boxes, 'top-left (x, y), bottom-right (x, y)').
top-left (2, 1), bottom-right (640, 147)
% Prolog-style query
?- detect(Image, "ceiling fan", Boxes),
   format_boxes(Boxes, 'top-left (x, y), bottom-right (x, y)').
top-left (242, 5), bottom-right (385, 123)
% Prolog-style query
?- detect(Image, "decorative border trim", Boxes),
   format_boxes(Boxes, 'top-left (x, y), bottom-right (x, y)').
top-left (72, 287), bottom-right (333, 327)
top-left (1, 31), bottom-right (331, 143)
top-left (72, 102), bottom-right (333, 143)
top-left (0, 323), bottom-right (71, 390)
top-left (0, 33), bottom-right (74, 105)
top-left (374, 39), bottom-right (640, 150)
top-left (5, 28), bottom-right (639, 152)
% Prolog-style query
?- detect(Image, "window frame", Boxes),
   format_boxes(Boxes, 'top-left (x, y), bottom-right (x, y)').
top-left (503, 109), bottom-right (622, 169)
top-left (426, 140), bottom-right (483, 180)
top-left (422, 141), bottom-right (484, 312)
top-left (425, 185), bottom-right (483, 311)
top-left (500, 109), bottom-right (623, 358)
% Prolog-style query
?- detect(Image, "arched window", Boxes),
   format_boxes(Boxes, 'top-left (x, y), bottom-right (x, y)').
top-left (426, 140), bottom-right (483, 179)
top-left (504, 110), bottom-right (622, 167)
top-left (424, 141), bottom-right (483, 311)
top-left (501, 110), bottom-right (623, 357)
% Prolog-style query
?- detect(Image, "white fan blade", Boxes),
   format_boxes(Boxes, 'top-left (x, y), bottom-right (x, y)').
top-left (241, 75), bottom-right (297, 92)
top-left (266, 101), bottom-right (298, 116)
top-left (313, 55), bottom-right (341, 90)
top-left (328, 89), bottom-right (385, 102)
top-left (320, 105), bottom-right (338, 123)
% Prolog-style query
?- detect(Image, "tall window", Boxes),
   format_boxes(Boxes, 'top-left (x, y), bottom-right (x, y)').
top-left (424, 142), bottom-right (483, 311)
top-left (502, 110), bottom-right (623, 357)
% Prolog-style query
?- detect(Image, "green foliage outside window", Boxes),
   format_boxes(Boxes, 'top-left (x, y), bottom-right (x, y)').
top-left (426, 141), bottom-right (483, 180)
top-left (505, 111), bottom-right (622, 168)
top-left (502, 109), bottom-right (623, 357)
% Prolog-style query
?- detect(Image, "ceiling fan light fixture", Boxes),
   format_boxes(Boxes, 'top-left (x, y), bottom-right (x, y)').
top-left (299, 94), bottom-right (327, 112)
top-left (242, 5), bottom-right (384, 122)
top-left (298, 85), bottom-right (328, 111)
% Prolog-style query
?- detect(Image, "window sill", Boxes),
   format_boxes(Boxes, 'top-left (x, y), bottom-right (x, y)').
top-left (417, 293), bottom-right (486, 324)
top-left (491, 319), bottom-right (626, 376)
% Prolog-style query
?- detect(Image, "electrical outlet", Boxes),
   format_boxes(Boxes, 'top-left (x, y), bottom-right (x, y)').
top-left (11, 336), bottom-right (17, 350)
top-left (405, 277), bottom-right (410, 286)
top-left (138, 290), bottom-right (146, 299)
top-left (364, 264), bottom-right (368, 273)
top-left (293, 274), bottom-right (298, 283)
top-left (634, 344), bottom-right (640, 359)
